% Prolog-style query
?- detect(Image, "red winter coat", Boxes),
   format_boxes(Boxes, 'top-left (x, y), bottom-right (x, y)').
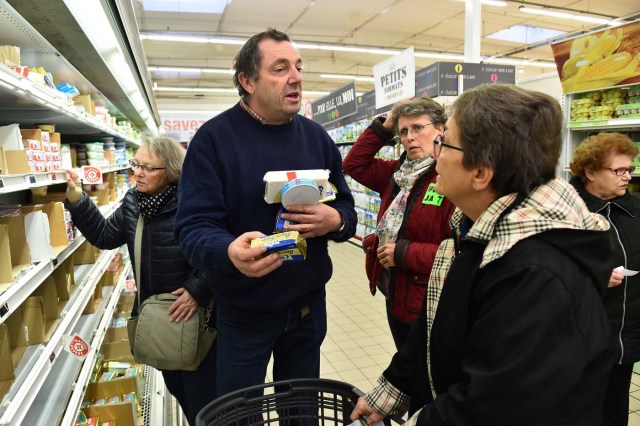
top-left (343, 119), bottom-right (455, 324)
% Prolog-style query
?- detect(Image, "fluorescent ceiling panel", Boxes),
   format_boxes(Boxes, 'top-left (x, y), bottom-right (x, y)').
top-left (143, 0), bottom-right (228, 14)
top-left (487, 24), bottom-right (565, 44)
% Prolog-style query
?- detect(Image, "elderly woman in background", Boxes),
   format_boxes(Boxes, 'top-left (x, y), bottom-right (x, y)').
top-left (343, 98), bottom-right (455, 350)
top-left (350, 84), bottom-right (614, 425)
top-left (65, 136), bottom-right (216, 425)
top-left (570, 132), bottom-right (640, 426)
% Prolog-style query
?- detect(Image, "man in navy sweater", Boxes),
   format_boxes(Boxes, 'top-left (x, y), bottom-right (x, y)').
top-left (174, 28), bottom-right (357, 406)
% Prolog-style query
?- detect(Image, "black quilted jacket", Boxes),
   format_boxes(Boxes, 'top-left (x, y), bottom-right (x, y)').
top-left (65, 188), bottom-right (212, 315)
top-left (572, 177), bottom-right (640, 364)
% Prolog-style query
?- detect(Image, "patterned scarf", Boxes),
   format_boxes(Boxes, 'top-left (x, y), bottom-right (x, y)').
top-left (375, 155), bottom-right (434, 246)
top-left (136, 183), bottom-right (177, 222)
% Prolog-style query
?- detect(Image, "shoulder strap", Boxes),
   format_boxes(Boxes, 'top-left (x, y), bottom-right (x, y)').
top-left (135, 215), bottom-right (144, 313)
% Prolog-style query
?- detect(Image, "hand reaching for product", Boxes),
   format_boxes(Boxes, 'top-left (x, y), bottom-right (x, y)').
top-left (561, 29), bottom-right (640, 92)
top-left (65, 169), bottom-right (83, 204)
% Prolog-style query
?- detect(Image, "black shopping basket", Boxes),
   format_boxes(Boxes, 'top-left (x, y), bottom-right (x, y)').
top-left (195, 378), bottom-right (401, 426)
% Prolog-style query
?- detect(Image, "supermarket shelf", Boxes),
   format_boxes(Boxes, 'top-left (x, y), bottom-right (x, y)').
top-left (568, 117), bottom-right (640, 132)
top-left (0, 195), bottom-right (124, 325)
top-left (0, 64), bottom-right (135, 141)
top-left (0, 164), bottom-right (129, 196)
top-left (56, 261), bottom-right (131, 426)
top-left (0, 248), bottom-right (118, 425)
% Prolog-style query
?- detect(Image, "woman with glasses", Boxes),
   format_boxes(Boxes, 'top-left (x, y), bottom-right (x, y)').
top-left (343, 98), bottom-right (455, 350)
top-left (570, 132), bottom-right (640, 426)
top-left (64, 136), bottom-right (216, 425)
top-left (350, 84), bottom-right (614, 425)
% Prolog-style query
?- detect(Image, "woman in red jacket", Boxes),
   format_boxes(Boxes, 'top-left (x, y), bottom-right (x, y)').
top-left (343, 98), bottom-right (455, 349)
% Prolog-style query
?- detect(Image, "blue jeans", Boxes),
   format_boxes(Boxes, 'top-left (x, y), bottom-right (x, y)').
top-left (216, 299), bottom-right (327, 398)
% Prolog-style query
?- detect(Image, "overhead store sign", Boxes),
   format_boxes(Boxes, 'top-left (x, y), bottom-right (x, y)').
top-left (551, 21), bottom-right (640, 94)
top-left (352, 90), bottom-right (393, 122)
top-left (310, 81), bottom-right (357, 125)
top-left (415, 62), bottom-right (516, 98)
top-left (373, 47), bottom-right (415, 109)
top-left (161, 113), bottom-right (212, 143)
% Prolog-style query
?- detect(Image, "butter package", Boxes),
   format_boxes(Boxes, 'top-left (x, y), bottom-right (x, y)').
top-left (274, 206), bottom-right (297, 232)
top-left (251, 231), bottom-right (307, 262)
top-left (263, 169), bottom-right (330, 204)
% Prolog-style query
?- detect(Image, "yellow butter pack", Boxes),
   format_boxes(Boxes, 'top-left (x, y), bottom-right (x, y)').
top-left (251, 231), bottom-right (307, 262)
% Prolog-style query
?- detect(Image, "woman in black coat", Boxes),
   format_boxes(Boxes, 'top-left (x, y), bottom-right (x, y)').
top-left (64, 136), bottom-right (216, 425)
top-left (570, 132), bottom-right (640, 426)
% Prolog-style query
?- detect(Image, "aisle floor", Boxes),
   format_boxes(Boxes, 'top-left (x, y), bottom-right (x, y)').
top-left (265, 241), bottom-right (640, 425)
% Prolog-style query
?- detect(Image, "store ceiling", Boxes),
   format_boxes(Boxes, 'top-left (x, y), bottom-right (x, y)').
top-left (135, 0), bottom-right (640, 116)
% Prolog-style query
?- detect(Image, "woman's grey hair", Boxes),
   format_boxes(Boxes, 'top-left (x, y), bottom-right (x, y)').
top-left (452, 84), bottom-right (563, 196)
top-left (140, 136), bottom-right (184, 183)
top-left (391, 98), bottom-right (447, 132)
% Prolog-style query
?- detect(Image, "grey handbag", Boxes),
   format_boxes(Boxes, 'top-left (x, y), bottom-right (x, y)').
top-left (126, 215), bottom-right (216, 371)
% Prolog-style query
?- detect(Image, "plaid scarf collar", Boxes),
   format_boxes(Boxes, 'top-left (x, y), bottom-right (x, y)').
top-left (455, 177), bottom-right (610, 268)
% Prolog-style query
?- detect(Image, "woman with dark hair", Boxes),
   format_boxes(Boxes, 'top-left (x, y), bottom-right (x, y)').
top-left (351, 84), bottom-right (614, 425)
top-left (570, 132), bottom-right (640, 426)
top-left (65, 136), bottom-right (216, 425)
top-left (343, 98), bottom-right (455, 349)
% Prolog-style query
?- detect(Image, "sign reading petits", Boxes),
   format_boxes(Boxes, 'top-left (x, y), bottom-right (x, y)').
top-left (373, 47), bottom-right (415, 109)
top-left (311, 81), bottom-right (357, 126)
top-left (81, 166), bottom-right (102, 184)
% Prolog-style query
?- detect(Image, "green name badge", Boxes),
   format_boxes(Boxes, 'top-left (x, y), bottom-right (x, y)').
top-left (422, 183), bottom-right (445, 206)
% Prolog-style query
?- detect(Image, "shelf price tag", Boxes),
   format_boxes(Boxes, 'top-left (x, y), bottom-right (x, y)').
top-left (124, 279), bottom-right (137, 294)
top-left (81, 166), bottom-right (103, 184)
top-left (0, 178), bottom-right (3, 189)
top-left (62, 334), bottom-right (90, 359)
top-left (24, 174), bottom-right (36, 185)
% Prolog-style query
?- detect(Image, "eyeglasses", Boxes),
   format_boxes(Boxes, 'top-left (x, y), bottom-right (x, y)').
top-left (129, 159), bottom-right (166, 173)
top-left (607, 166), bottom-right (636, 176)
top-left (433, 132), bottom-right (464, 157)
top-left (398, 123), bottom-right (433, 139)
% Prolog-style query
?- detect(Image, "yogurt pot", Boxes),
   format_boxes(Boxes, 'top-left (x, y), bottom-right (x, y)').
top-left (280, 178), bottom-right (320, 208)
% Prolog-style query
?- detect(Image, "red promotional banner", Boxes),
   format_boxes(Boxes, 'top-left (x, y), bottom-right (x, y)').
top-left (551, 21), bottom-right (640, 93)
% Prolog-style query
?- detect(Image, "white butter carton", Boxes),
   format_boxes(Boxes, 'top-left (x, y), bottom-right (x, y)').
top-left (263, 169), bottom-right (330, 204)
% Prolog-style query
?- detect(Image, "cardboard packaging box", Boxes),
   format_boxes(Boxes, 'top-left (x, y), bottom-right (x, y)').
top-left (83, 375), bottom-right (139, 426)
top-left (33, 276), bottom-right (60, 342)
top-left (5, 296), bottom-right (46, 368)
top-left (0, 215), bottom-right (32, 281)
top-left (53, 256), bottom-right (75, 307)
top-left (0, 124), bottom-right (22, 151)
top-left (74, 240), bottom-right (100, 265)
top-left (0, 324), bottom-right (14, 381)
top-left (22, 202), bottom-right (70, 260)
top-left (263, 169), bottom-right (330, 204)
top-left (0, 225), bottom-right (12, 288)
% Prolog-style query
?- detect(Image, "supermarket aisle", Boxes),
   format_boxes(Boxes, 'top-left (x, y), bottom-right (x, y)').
top-left (269, 241), bottom-right (640, 425)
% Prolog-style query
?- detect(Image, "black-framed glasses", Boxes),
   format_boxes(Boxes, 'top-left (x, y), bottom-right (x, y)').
top-left (129, 159), bottom-right (166, 173)
top-left (433, 132), bottom-right (464, 157)
top-left (398, 123), bottom-right (433, 139)
top-left (607, 166), bottom-right (636, 176)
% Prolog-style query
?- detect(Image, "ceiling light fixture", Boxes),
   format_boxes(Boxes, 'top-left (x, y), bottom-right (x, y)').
top-left (481, 0), bottom-right (508, 7)
top-left (485, 58), bottom-right (557, 69)
top-left (154, 86), bottom-right (333, 96)
top-left (519, 6), bottom-right (617, 26)
top-left (154, 86), bottom-right (238, 93)
top-left (148, 66), bottom-right (233, 74)
top-left (320, 74), bottom-right (375, 82)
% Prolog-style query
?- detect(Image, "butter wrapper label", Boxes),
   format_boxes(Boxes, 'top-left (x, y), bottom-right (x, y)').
top-left (251, 231), bottom-right (307, 262)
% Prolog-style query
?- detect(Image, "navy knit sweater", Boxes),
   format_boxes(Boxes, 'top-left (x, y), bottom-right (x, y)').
top-left (175, 103), bottom-right (356, 313)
